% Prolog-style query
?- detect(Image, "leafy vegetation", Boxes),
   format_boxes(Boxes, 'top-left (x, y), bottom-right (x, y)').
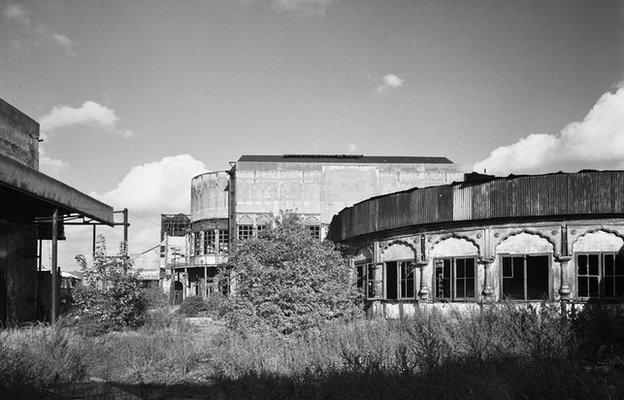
top-left (68, 236), bottom-right (147, 335)
top-left (2, 305), bottom-right (624, 399)
top-left (2, 222), bottom-right (624, 398)
top-left (177, 295), bottom-right (210, 317)
top-left (222, 213), bottom-right (362, 333)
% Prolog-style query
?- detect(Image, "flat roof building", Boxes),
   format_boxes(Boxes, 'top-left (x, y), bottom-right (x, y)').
top-left (170, 153), bottom-right (468, 302)
top-left (0, 98), bottom-right (114, 322)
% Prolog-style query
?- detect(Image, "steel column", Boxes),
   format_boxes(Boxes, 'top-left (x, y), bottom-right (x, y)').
top-left (51, 208), bottom-right (58, 323)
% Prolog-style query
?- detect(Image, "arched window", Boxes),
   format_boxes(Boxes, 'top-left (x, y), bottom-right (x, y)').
top-left (496, 232), bottom-right (553, 301)
top-left (430, 237), bottom-right (478, 301)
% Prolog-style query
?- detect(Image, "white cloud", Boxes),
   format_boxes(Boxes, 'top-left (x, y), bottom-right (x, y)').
top-left (93, 154), bottom-right (207, 215)
top-left (52, 156), bottom-right (206, 268)
top-left (40, 101), bottom-right (132, 138)
top-left (4, 3), bottom-right (29, 24)
top-left (38, 146), bottom-right (68, 177)
top-left (4, 3), bottom-right (76, 56)
top-left (377, 74), bottom-right (404, 93)
top-left (51, 33), bottom-right (76, 56)
top-left (347, 142), bottom-right (357, 152)
top-left (475, 84), bottom-right (624, 175)
top-left (271, 0), bottom-right (337, 16)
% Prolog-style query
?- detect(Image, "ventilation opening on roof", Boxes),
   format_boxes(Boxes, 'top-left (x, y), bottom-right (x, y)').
top-left (283, 154), bottom-right (364, 159)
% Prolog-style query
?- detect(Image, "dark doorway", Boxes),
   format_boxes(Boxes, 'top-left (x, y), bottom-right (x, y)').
top-left (173, 281), bottom-right (184, 305)
top-left (385, 262), bottom-right (398, 300)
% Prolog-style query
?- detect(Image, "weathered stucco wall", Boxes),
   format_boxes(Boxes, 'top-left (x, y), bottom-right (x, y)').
top-left (0, 98), bottom-right (39, 170)
top-left (190, 172), bottom-right (230, 222)
top-left (0, 218), bottom-right (38, 322)
top-left (235, 161), bottom-right (467, 224)
top-left (351, 218), bottom-right (624, 312)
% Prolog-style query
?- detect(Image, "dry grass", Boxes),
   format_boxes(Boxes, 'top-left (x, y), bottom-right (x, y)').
top-left (2, 304), bottom-right (624, 399)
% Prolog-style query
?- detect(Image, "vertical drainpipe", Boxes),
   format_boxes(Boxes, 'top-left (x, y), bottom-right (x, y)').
top-left (51, 208), bottom-right (58, 324)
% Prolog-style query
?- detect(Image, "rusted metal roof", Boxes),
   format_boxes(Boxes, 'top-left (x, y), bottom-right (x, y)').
top-left (238, 154), bottom-right (454, 164)
top-left (329, 170), bottom-right (624, 242)
top-left (0, 153), bottom-right (114, 225)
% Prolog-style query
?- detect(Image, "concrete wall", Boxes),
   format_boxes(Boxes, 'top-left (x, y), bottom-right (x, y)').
top-left (235, 161), bottom-right (467, 224)
top-left (0, 217), bottom-right (38, 322)
top-left (0, 98), bottom-right (39, 170)
top-left (190, 171), bottom-right (230, 223)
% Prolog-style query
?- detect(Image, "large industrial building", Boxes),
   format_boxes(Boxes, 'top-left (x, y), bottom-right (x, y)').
top-left (328, 171), bottom-right (624, 316)
top-left (0, 98), bottom-right (114, 322)
top-left (169, 154), bottom-right (468, 301)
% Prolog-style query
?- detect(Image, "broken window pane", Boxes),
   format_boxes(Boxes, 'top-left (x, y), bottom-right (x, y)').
top-left (502, 256), bottom-right (524, 300)
top-left (435, 259), bottom-right (451, 299)
top-left (355, 264), bottom-right (366, 293)
top-left (367, 264), bottom-right (376, 298)
top-left (526, 255), bottom-right (549, 300)
top-left (385, 261), bottom-right (398, 300)
top-left (399, 261), bottom-right (415, 298)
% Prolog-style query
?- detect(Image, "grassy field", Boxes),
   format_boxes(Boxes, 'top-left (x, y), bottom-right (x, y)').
top-left (2, 303), bottom-right (624, 399)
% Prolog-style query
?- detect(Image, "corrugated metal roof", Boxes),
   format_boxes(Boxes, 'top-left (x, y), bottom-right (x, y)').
top-left (329, 170), bottom-right (624, 242)
top-left (238, 154), bottom-right (454, 164)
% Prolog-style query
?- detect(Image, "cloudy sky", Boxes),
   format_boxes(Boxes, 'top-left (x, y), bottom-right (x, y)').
top-left (2, 0), bottom-right (623, 267)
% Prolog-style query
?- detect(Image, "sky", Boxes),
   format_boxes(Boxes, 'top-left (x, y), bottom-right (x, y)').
top-left (1, 0), bottom-right (623, 268)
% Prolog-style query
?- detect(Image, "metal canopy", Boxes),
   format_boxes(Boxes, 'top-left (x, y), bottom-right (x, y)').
top-left (0, 153), bottom-right (114, 225)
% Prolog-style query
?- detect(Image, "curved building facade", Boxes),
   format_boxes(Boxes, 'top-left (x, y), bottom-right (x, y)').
top-left (172, 171), bottom-right (230, 299)
top-left (170, 154), bottom-right (468, 302)
top-left (329, 171), bottom-right (624, 316)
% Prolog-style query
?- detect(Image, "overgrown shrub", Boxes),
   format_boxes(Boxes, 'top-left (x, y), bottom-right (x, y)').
top-left (143, 285), bottom-right (170, 309)
top-left (177, 296), bottom-right (210, 317)
top-left (0, 325), bottom-right (87, 398)
top-left (223, 213), bottom-right (363, 334)
top-left (68, 236), bottom-right (147, 334)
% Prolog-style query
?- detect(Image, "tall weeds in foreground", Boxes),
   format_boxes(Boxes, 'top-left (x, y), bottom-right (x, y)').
top-left (2, 304), bottom-right (624, 399)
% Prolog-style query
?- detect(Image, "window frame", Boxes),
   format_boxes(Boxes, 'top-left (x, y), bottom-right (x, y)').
top-left (575, 252), bottom-right (624, 300)
top-left (237, 224), bottom-right (254, 241)
top-left (499, 253), bottom-right (552, 301)
top-left (432, 256), bottom-right (478, 301)
top-left (397, 260), bottom-right (416, 300)
top-left (203, 229), bottom-right (216, 254)
top-left (355, 262), bottom-right (369, 297)
top-left (218, 229), bottom-right (229, 253)
top-left (308, 225), bottom-right (321, 240)
top-left (193, 232), bottom-right (202, 256)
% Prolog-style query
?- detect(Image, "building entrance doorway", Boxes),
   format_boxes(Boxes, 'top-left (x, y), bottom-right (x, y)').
top-left (173, 281), bottom-right (184, 305)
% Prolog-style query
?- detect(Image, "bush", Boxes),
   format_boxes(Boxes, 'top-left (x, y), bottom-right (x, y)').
top-left (223, 213), bottom-right (362, 334)
top-left (177, 296), bottom-right (210, 317)
top-left (68, 236), bottom-right (147, 334)
top-left (143, 285), bottom-right (170, 309)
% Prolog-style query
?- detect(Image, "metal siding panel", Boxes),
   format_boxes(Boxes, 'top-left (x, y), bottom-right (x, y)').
top-left (489, 180), bottom-right (511, 218)
top-left (612, 172), bottom-right (624, 213)
top-left (452, 186), bottom-right (472, 221)
top-left (437, 185), bottom-right (453, 222)
top-left (472, 183), bottom-right (490, 220)
top-left (397, 191), bottom-right (414, 227)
